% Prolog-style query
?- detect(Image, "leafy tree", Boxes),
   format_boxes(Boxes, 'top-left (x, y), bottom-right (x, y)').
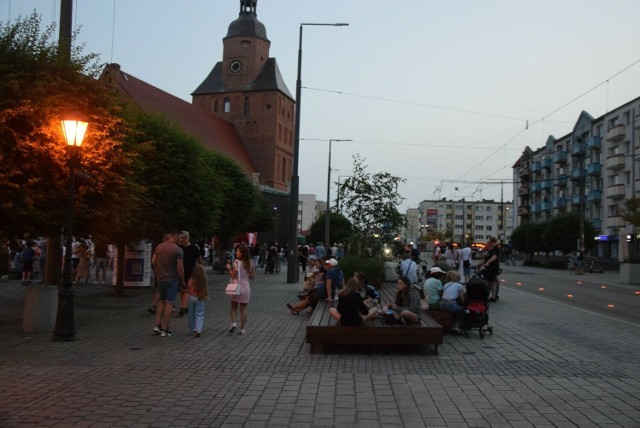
top-left (308, 211), bottom-right (353, 246)
top-left (0, 13), bottom-right (132, 238)
top-left (621, 197), bottom-right (640, 227)
top-left (511, 222), bottom-right (546, 260)
top-left (542, 212), bottom-right (596, 254)
top-left (337, 154), bottom-right (405, 257)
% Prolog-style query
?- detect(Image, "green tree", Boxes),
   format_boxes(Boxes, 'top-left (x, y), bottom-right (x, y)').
top-left (337, 154), bottom-right (405, 257)
top-left (309, 211), bottom-right (353, 246)
top-left (0, 13), bottom-right (133, 238)
top-left (542, 212), bottom-right (596, 254)
top-left (511, 222), bottom-right (546, 260)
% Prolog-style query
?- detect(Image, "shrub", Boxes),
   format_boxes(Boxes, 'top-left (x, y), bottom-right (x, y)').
top-left (338, 255), bottom-right (384, 287)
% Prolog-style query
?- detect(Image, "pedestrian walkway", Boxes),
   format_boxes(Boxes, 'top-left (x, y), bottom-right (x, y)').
top-left (0, 265), bottom-right (639, 427)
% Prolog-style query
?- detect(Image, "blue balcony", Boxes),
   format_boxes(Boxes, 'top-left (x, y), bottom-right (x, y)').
top-left (570, 168), bottom-right (584, 180)
top-left (571, 143), bottom-right (586, 156)
top-left (531, 182), bottom-right (541, 193)
top-left (587, 189), bottom-right (602, 202)
top-left (552, 151), bottom-right (568, 164)
top-left (586, 162), bottom-right (602, 176)
top-left (541, 201), bottom-right (552, 211)
top-left (590, 218), bottom-right (602, 230)
top-left (586, 136), bottom-right (601, 149)
top-left (531, 161), bottom-right (542, 173)
top-left (554, 174), bottom-right (568, 187)
top-left (571, 195), bottom-right (581, 205)
top-left (541, 158), bottom-right (552, 170)
top-left (531, 204), bottom-right (541, 213)
top-left (540, 180), bottom-right (552, 191)
top-left (552, 197), bottom-right (567, 209)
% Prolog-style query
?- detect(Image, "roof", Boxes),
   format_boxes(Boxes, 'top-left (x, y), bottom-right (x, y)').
top-left (225, 10), bottom-right (269, 42)
top-left (100, 63), bottom-right (257, 174)
top-left (191, 58), bottom-right (293, 100)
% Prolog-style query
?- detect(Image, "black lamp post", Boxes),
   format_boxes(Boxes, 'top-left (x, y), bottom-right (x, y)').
top-left (52, 114), bottom-right (88, 341)
top-left (325, 139), bottom-right (351, 245)
top-left (286, 22), bottom-right (349, 284)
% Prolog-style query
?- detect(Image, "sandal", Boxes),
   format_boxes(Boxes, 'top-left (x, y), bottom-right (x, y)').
top-left (286, 303), bottom-right (299, 315)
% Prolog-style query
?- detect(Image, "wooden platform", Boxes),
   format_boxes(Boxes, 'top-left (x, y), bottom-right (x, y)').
top-left (305, 285), bottom-right (444, 354)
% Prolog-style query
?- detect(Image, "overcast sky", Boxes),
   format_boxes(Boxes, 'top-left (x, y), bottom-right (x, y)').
top-left (4, 0), bottom-right (640, 212)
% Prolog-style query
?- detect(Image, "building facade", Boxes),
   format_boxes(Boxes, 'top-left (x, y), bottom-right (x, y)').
top-left (512, 96), bottom-right (640, 258)
top-left (191, 0), bottom-right (295, 191)
top-left (417, 199), bottom-right (513, 244)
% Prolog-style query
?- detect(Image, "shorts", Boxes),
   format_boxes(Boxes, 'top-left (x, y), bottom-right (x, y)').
top-left (95, 258), bottom-right (107, 272)
top-left (158, 279), bottom-right (179, 303)
top-left (23, 260), bottom-right (34, 273)
top-left (483, 271), bottom-right (498, 283)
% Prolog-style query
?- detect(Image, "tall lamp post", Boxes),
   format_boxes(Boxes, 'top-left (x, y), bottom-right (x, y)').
top-left (325, 139), bottom-right (351, 245)
top-left (52, 114), bottom-right (88, 341)
top-left (287, 22), bottom-right (349, 284)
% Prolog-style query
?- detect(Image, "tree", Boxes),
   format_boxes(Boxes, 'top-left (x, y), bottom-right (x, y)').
top-left (309, 211), bottom-right (353, 246)
top-left (0, 13), bottom-right (133, 238)
top-left (337, 154), bottom-right (405, 257)
top-left (511, 222), bottom-right (546, 260)
top-left (542, 212), bottom-right (596, 254)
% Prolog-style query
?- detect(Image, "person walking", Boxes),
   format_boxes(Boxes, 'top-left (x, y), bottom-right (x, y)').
top-left (227, 244), bottom-right (253, 335)
top-left (93, 238), bottom-right (109, 284)
top-left (178, 231), bottom-right (203, 317)
top-left (21, 241), bottom-right (36, 285)
top-left (187, 263), bottom-right (208, 337)
top-left (152, 232), bottom-right (185, 337)
top-left (478, 237), bottom-right (501, 302)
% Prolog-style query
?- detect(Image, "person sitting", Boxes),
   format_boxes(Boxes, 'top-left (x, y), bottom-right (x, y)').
top-left (439, 270), bottom-right (467, 334)
top-left (287, 258), bottom-right (342, 314)
top-left (329, 278), bottom-right (378, 326)
top-left (422, 266), bottom-right (445, 310)
top-left (382, 275), bottom-right (421, 324)
top-left (382, 257), bottom-right (399, 283)
top-left (353, 271), bottom-right (381, 309)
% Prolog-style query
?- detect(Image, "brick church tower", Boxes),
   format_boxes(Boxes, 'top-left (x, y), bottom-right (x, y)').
top-left (192, 0), bottom-right (295, 191)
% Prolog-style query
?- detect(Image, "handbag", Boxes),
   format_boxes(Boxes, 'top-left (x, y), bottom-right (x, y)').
top-left (225, 280), bottom-right (240, 296)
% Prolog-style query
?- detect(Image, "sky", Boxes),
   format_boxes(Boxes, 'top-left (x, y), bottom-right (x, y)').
top-left (3, 0), bottom-right (640, 212)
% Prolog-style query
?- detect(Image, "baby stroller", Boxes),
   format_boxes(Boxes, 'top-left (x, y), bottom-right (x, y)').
top-left (461, 272), bottom-right (493, 339)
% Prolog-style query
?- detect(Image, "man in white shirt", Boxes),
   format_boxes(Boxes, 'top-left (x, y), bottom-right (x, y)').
top-left (399, 252), bottom-right (419, 284)
top-left (461, 242), bottom-right (473, 282)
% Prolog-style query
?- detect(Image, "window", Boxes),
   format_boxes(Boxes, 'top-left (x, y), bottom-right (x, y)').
top-left (475, 225), bottom-right (484, 231)
top-left (607, 205), bottom-right (617, 217)
top-left (486, 206), bottom-right (492, 212)
top-left (626, 171), bottom-right (631, 185)
top-left (486, 226), bottom-right (493, 231)
top-left (476, 205), bottom-right (483, 212)
top-left (244, 97), bottom-right (250, 116)
top-left (223, 97), bottom-right (231, 113)
top-left (486, 215), bottom-right (492, 221)
top-left (608, 175), bottom-right (619, 186)
top-left (475, 216), bottom-right (483, 221)
top-left (455, 215), bottom-right (463, 220)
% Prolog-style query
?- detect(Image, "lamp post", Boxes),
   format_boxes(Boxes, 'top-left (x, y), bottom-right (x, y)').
top-left (287, 22), bottom-right (349, 284)
top-left (52, 114), bottom-right (88, 341)
top-left (325, 139), bottom-right (351, 245)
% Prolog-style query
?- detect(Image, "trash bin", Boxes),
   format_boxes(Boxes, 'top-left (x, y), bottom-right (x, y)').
top-left (23, 284), bottom-right (58, 333)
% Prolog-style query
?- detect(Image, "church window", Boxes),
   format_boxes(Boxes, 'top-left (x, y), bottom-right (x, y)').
top-left (281, 157), bottom-right (287, 182)
top-left (224, 97), bottom-right (231, 113)
top-left (278, 124), bottom-right (282, 141)
top-left (244, 97), bottom-right (250, 116)
top-left (252, 121), bottom-right (258, 136)
top-left (214, 99), bottom-right (218, 113)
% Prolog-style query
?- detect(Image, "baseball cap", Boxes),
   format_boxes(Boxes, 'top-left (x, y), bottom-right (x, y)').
top-left (325, 258), bottom-right (338, 266)
top-left (430, 267), bottom-right (445, 274)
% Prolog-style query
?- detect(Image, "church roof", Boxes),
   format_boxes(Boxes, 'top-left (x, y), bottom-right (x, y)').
top-left (191, 58), bottom-right (293, 100)
top-left (100, 63), bottom-right (257, 174)
top-left (225, 2), bottom-right (269, 42)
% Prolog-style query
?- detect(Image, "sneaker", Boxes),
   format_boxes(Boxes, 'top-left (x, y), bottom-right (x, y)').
top-left (239, 329), bottom-right (246, 335)
top-left (228, 324), bottom-right (237, 334)
top-left (153, 325), bottom-right (162, 335)
top-left (160, 329), bottom-right (173, 337)
top-left (194, 331), bottom-right (201, 338)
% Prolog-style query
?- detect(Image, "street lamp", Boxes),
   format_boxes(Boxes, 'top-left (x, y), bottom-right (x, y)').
top-left (287, 22), bottom-right (349, 284)
top-left (325, 139), bottom-right (352, 245)
top-left (52, 113), bottom-right (88, 341)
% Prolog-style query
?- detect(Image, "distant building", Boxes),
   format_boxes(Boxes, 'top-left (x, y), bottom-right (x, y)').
top-left (417, 199), bottom-right (513, 244)
top-left (512, 96), bottom-right (640, 258)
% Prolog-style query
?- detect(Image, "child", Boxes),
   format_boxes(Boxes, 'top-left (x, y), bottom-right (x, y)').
top-left (188, 263), bottom-right (209, 337)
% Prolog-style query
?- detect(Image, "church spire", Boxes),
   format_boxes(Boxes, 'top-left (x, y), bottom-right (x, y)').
top-left (240, 0), bottom-right (257, 15)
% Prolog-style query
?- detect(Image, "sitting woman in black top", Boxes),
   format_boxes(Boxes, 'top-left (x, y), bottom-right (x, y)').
top-left (329, 278), bottom-right (379, 326)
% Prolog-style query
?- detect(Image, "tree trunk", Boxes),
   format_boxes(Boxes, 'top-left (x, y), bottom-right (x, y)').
top-left (45, 233), bottom-right (62, 285)
top-left (115, 242), bottom-right (125, 297)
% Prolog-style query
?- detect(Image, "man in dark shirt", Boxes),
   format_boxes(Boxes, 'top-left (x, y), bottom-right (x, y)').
top-left (178, 231), bottom-right (203, 317)
top-left (479, 237), bottom-right (501, 302)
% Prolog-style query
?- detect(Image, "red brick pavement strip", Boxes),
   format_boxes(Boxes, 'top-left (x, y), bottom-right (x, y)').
top-left (0, 265), bottom-right (639, 426)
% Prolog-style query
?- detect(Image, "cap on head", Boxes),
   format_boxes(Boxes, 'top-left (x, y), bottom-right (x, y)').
top-left (430, 267), bottom-right (445, 274)
top-left (325, 258), bottom-right (338, 266)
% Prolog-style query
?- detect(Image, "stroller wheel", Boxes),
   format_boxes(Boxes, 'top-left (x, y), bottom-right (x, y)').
top-left (463, 330), bottom-right (469, 338)
top-left (488, 326), bottom-right (493, 335)
top-left (479, 330), bottom-right (485, 339)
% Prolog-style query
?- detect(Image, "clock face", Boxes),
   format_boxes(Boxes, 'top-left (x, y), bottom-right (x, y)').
top-left (229, 60), bottom-right (242, 73)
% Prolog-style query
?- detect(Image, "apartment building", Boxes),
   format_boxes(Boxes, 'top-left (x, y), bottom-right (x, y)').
top-left (417, 199), bottom-right (513, 244)
top-left (512, 96), bottom-right (640, 258)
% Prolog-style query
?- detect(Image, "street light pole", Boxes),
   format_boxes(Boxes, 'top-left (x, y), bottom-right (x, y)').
top-left (287, 22), bottom-right (349, 284)
top-left (325, 139), bottom-right (351, 245)
top-left (52, 115), bottom-right (88, 341)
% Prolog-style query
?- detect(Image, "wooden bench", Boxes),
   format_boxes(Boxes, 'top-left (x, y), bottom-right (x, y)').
top-left (305, 285), bottom-right (443, 354)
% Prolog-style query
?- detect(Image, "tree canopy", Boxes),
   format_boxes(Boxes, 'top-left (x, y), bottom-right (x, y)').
top-left (337, 154), bottom-right (405, 256)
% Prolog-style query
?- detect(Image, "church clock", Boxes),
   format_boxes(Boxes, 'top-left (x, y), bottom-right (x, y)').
top-left (229, 60), bottom-right (243, 73)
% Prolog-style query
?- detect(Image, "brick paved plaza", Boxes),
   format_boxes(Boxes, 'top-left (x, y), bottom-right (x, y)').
top-left (1, 265), bottom-right (639, 427)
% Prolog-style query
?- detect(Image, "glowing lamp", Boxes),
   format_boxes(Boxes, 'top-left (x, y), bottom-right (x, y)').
top-left (61, 115), bottom-right (88, 147)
